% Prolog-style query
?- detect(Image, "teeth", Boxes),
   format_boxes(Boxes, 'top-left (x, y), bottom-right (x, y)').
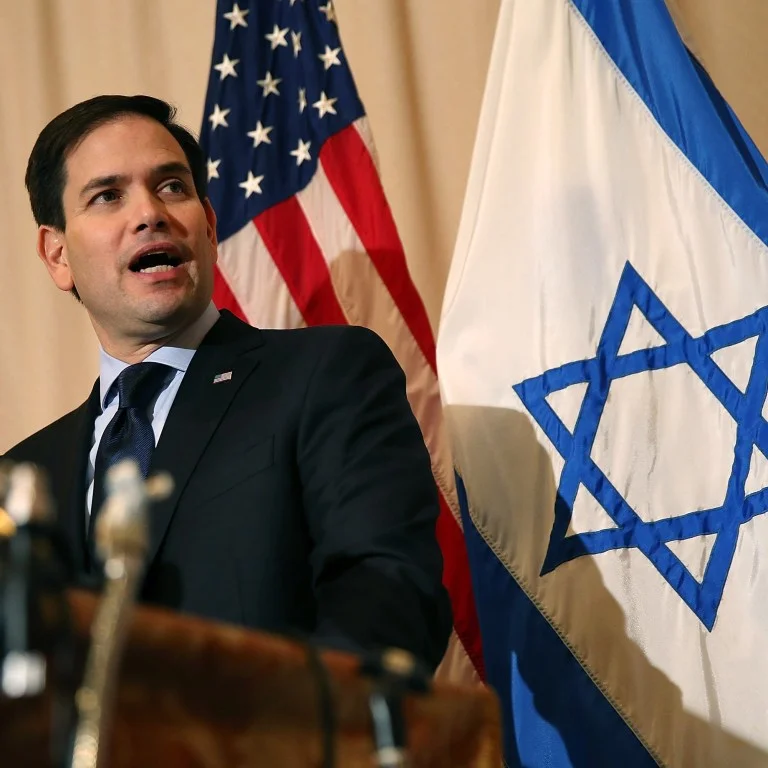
top-left (139, 265), bottom-right (176, 273)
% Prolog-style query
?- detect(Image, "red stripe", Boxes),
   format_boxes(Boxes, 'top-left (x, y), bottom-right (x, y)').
top-left (319, 127), bottom-right (437, 372)
top-left (437, 491), bottom-right (486, 679)
top-left (255, 198), bottom-right (348, 325)
top-left (213, 265), bottom-right (247, 322)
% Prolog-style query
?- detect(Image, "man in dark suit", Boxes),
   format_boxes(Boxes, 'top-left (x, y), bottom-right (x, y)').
top-left (5, 95), bottom-right (451, 670)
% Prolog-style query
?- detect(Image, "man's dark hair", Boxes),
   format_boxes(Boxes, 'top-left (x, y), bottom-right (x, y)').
top-left (25, 94), bottom-right (208, 231)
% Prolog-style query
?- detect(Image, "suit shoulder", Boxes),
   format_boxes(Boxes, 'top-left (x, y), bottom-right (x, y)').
top-left (4, 405), bottom-right (87, 463)
top-left (259, 325), bottom-right (398, 376)
top-left (259, 324), bottom-right (390, 355)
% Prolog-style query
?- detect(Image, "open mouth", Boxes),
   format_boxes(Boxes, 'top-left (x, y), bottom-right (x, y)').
top-left (129, 250), bottom-right (184, 274)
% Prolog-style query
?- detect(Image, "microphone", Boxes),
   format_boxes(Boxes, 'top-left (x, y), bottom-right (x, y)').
top-left (0, 461), bottom-right (76, 768)
top-left (1, 462), bottom-right (57, 697)
top-left (361, 648), bottom-right (431, 768)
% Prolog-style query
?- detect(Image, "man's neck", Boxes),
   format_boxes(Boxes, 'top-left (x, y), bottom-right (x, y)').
top-left (94, 303), bottom-right (221, 364)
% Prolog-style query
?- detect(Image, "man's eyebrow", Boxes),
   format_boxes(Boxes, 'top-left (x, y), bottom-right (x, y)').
top-left (77, 162), bottom-right (194, 200)
top-left (153, 161), bottom-right (194, 179)
top-left (78, 174), bottom-right (125, 200)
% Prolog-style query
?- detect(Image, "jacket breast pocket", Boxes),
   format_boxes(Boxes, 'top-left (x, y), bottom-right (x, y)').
top-left (188, 434), bottom-right (275, 506)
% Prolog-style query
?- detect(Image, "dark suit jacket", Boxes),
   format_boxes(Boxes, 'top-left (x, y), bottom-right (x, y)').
top-left (6, 311), bottom-right (452, 669)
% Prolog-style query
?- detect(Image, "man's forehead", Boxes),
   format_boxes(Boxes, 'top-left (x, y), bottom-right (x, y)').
top-left (65, 115), bottom-right (188, 179)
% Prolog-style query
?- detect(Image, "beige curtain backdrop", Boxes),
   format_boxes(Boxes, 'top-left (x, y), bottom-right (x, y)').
top-left (0, 0), bottom-right (766, 453)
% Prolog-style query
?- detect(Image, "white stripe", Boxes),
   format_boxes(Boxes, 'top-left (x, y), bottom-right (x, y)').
top-left (218, 221), bottom-right (305, 330)
top-left (353, 117), bottom-right (379, 169)
top-left (297, 161), bottom-right (461, 523)
top-left (435, 632), bottom-right (482, 685)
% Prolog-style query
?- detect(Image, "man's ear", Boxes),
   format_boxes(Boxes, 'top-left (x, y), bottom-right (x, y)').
top-left (203, 198), bottom-right (219, 265)
top-left (37, 226), bottom-right (75, 292)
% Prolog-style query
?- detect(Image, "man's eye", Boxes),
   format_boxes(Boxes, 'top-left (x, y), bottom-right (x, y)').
top-left (163, 180), bottom-right (186, 194)
top-left (92, 189), bottom-right (119, 204)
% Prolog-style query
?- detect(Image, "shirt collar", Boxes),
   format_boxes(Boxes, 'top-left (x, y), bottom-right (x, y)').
top-left (98, 302), bottom-right (220, 409)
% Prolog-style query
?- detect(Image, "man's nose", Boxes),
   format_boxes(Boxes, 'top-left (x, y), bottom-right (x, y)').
top-left (133, 192), bottom-right (169, 233)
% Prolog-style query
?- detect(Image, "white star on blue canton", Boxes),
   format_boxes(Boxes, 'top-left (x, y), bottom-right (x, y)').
top-left (290, 139), bottom-right (311, 166)
top-left (214, 53), bottom-right (239, 81)
top-left (291, 30), bottom-right (302, 58)
top-left (247, 121), bottom-right (273, 148)
top-left (265, 25), bottom-right (289, 50)
top-left (313, 91), bottom-right (338, 118)
top-left (223, 3), bottom-right (249, 30)
top-left (208, 105), bottom-right (230, 130)
top-left (318, 45), bottom-right (342, 70)
top-left (206, 158), bottom-right (221, 181)
top-left (239, 171), bottom-right (264, 198)
top-left (319, 2), bottom-right (336, 23)
top-left (257, 72), bottom-right (282, 97)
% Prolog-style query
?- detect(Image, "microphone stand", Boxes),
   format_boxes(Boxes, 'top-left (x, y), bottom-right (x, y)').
top-left (68, 460), bottom-right (171, 768)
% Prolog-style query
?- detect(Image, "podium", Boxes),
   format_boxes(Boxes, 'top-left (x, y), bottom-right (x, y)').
top-left (0, 590), bottom-right (501, 767)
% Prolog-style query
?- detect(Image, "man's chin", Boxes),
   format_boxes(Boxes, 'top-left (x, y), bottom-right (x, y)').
top-left (134, 294), bottom-right (206, 332)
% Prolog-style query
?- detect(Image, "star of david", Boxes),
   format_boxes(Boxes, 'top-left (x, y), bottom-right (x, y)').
top-left (513, 261), bottom-right (768, 630)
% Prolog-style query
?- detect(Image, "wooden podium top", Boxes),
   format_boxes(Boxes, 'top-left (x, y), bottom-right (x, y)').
top-left (0, 590), bottom-right (501, 767)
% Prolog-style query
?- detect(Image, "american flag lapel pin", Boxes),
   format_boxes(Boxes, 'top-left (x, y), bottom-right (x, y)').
top-left (213, 371), bottom-right (233, 384)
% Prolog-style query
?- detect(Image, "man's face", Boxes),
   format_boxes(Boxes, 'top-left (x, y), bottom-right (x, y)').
top-left (39, 114), bottom-right (218, 348)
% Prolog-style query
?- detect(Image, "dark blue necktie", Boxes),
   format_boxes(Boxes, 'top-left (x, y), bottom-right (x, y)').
top-left (89, 362), bottom-right (171, 550)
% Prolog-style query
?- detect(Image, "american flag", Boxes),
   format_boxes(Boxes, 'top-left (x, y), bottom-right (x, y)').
top-left (199, 0), bottom-right (483, 683)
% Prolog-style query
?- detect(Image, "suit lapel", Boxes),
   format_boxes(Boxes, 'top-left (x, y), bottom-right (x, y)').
top-left (147, 312), bottom-right (264, 566)
top-left (59, 381), bottom-right (100, 573)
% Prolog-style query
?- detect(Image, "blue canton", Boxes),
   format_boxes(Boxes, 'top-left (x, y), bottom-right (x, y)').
top-left (200, 0), bottom-right (365, 243)
top-left (514, 261), bottom-right (768, 630)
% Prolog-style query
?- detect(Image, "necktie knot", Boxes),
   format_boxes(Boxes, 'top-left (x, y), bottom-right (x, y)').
top-left (115, 362), bottom-right (171, 410)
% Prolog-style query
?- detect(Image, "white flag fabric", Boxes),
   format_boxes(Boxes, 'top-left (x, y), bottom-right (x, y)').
top-left (438, 0), bottom-right (768, 765)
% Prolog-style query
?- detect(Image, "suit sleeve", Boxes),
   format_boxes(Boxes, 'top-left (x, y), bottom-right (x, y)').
top-left (297, 326), bottom-right (452, 670)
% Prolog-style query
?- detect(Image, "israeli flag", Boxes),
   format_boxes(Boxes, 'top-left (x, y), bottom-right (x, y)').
top-left (437, 0), bottom-right (768, 765)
